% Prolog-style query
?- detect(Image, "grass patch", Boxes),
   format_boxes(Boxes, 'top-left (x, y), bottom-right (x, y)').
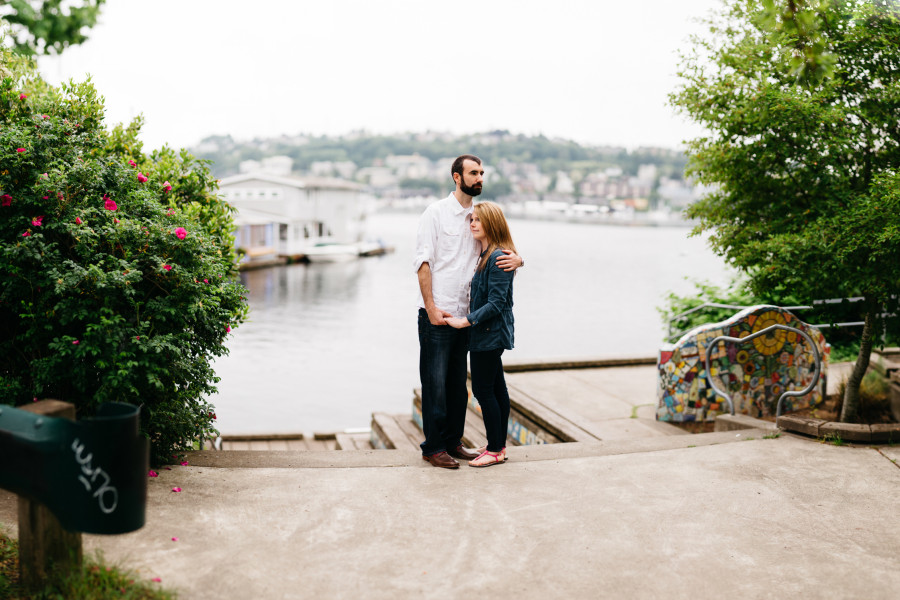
top-left (0, 529), bottom-right (175, 599)
top-left (822, 432), bottom-right (846, 446)
top-left (763, 432), bottom-right (782, 439)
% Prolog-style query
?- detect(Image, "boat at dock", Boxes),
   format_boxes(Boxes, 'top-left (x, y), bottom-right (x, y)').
top-left (303, 242), bottom-right (360, 263)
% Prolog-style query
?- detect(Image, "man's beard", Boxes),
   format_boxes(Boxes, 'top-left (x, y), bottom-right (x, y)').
top-left (460, 181), bottom-right (482, 196)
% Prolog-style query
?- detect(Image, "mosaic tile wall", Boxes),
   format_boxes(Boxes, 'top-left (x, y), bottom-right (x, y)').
top-left (657, 305), bottom-right (829, 422)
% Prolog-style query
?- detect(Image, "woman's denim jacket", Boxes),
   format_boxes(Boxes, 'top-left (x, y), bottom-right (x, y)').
top-left (466, 249), bottom-right (514, 352)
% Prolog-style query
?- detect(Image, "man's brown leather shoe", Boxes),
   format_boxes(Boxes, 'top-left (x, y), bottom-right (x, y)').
top-left (422, 451), bottom-right (459, 469)
top-left (447, 444), bottom-right (479, 461)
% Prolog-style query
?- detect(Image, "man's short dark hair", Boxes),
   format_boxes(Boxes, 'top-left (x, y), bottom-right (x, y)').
top-left (451, 155), bottom-right (482, 178)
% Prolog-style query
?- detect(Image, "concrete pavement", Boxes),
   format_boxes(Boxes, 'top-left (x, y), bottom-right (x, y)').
top-left (2, 432), bottom-right (898, 599)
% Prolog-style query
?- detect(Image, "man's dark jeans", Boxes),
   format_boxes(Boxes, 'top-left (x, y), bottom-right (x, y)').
top-left (418, 309), bottom-right (469, 456)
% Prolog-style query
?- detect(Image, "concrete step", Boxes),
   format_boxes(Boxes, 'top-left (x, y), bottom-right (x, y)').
top-left (186, 427), bottom-right (781, 469)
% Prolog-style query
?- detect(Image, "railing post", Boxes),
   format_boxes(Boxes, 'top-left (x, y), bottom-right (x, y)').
top-left (16, 400), bottom-right (83, 590)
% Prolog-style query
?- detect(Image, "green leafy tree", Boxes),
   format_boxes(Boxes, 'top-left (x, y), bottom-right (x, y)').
top-left (670, 0), bottom-right (900, 422)
top-left (0, 52), bottom-right (247, 463)
top-left (1, 0), bottom-right (106, 55)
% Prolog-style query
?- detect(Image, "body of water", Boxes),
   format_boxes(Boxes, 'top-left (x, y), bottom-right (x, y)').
top-left (211, 211), bottom-right (733, 435)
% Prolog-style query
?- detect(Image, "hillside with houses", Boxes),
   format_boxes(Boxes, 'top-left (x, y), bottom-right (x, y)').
top-left (192, 130), bottom-right (705, 217)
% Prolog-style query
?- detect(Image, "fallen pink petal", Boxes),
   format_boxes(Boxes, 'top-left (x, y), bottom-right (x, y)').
top-left (172, 487), bottom-right (182, 492)
top-left (151, 578), bottom-right (161, 583)
top-left (180, 460), bottom-right (189, 466)
top-left (171, 537), bottom-right (179, 542)
top-left (174, 227), bottom-right (187, 240)
top-left (148, 470), bottom-right (158, 478)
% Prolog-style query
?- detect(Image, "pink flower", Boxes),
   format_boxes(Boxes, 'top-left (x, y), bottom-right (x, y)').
top-left (40, 172), bottom-right (48, 179)
top-left (104, 196), bottom-right (117, 211)
top-left (152, 578), bottom-right (162, 583)
top-left (16, 148), bottom-right (24, 153)
top-left (163, 181), bottom-right (172, 192)
top-left (128, 159), bottom-right (136, 168)
top-left (166, 208), bottom-right (175, 216)
top-left (171, 537), bottom-right (179, 542)
top-left (148, 470), bottom-right (158, 478)
top-left (180, 460), bottom-right (189, 466)
top-left (203, 279), bottom-right (208, 284)
top-left (171, 487), bottom-right (182, 493)
top-left (22, 231), bottom-right (30, 237)
top-left (174, 227), bottom-right (187, 240)
top-left (19, 93), bottom-right (26, 100)
top-left (225, 326), bottom-right (231, 333)
top-left (163, 264), bottom-right (172, 271)
top-left (75, 217), bottom-right (83, 224)
top-left (135, 336), bottom-right (141, 341)
top-left (31, 216), bottom-right (43, 226)
top-left (1, 194), bottom-right (11, 207)
top-left (138, 172), bottom-right (148, 183)
top-left (72, 340), bottom-right (79, 345)
top-left (42, 114), bottom-right (49, 119)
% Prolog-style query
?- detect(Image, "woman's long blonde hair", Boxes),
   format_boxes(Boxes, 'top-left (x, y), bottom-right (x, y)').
top-left (474, 201), bottom-right (517, 272)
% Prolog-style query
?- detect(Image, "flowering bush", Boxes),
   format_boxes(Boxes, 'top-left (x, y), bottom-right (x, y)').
top-left (0, 52), bottom-right (247, 464)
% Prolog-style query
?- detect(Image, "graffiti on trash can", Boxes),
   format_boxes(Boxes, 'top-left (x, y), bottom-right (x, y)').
top-left (71, 438), bottom-right (119, 515)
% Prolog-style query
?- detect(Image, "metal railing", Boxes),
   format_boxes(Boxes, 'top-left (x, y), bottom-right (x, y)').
top-left (666, 297), bottom-right (868, 341)
top-left (703, 324), bottom-right (822, 419)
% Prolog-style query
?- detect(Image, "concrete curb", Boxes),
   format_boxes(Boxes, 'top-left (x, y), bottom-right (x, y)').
top-left (776, 415), bottom-right (900, 443)
top-left (186, 428), bottom-right (778, 469)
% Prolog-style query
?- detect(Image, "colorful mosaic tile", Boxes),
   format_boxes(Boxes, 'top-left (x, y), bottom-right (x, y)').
top-left (657, 305), bottom-right (829, 422)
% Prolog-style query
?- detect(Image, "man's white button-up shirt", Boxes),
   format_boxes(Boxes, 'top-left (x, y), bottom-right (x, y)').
top-left (414, 193), bottom-right (480, 318)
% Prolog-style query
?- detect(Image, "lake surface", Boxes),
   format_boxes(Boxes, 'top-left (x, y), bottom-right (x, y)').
top-left (211, 211), bottom-right (733, 435)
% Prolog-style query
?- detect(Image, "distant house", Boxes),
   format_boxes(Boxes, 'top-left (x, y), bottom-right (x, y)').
top-left (219, 172), bottom-right (370, 264)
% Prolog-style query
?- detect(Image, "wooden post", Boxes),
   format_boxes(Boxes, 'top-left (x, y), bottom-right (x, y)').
top-left (17, 400), bottom-right (83, 590)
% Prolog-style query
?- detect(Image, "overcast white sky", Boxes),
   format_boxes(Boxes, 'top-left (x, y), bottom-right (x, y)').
top-left (36, 0), bottom-right (722, 152)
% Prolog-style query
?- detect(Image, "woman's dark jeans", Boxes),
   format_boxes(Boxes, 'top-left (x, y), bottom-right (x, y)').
top-left (418, 309), bottom-right (469, 456)
top-left (469, 347), bottom-right (509, 453)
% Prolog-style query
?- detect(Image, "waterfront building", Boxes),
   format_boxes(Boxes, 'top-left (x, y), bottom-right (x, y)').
top-left (220, 169), bottom-right (371, 265)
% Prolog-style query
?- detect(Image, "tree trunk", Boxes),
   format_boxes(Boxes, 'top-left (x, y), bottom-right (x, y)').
top-left (841, 306), bottom-right (877, 423)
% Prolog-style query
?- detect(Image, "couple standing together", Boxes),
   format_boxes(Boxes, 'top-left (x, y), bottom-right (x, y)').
top-left (414, 155), bottom-right (523, 469)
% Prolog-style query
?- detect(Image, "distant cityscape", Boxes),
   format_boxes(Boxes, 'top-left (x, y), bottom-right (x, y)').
top-left (192, 130), bottom-right (707, 220)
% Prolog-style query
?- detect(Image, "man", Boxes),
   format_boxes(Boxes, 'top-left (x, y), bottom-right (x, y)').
top-left (414, 155), bottom-right (523, 469)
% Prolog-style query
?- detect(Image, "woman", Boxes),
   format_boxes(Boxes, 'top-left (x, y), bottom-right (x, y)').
top-left (445, 201), bottom-right (516, 468)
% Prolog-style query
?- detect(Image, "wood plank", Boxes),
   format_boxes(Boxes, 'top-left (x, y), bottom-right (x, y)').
top-left (220, 433), bottom-right (305, 442)
top-left (266, 439), bottom-right (290, 451)
top-left (395, 416), bottom-right (424, 449)
top-left (371, 412), bottom-right (417, 450)
top-left (335, 433), bottom-right (356, 450)
top-left (462, 407), bottom-right (489, 450)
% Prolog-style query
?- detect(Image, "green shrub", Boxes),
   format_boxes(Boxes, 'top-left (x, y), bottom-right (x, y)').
top-left (0, 52), bottom-right (247, 465)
